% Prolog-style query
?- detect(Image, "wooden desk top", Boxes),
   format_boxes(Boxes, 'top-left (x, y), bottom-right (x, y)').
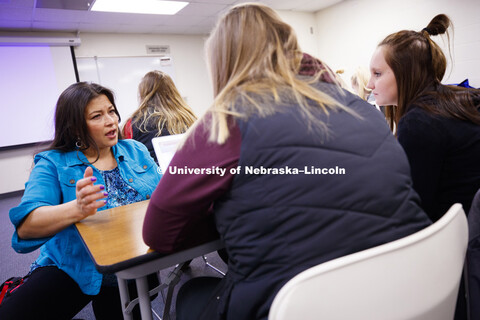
top-left (75, 200), bottom-right (154, 272)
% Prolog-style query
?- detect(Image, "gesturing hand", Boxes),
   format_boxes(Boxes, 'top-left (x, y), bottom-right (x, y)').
top-left (75, 166), bottom-right (107, 219)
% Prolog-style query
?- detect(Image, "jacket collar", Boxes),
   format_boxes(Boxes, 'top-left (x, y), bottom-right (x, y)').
top-left (65, 143), bottom-right (124, 167)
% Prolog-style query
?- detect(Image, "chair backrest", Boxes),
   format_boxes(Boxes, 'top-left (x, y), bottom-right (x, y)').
top-left (151, 134), bottom-right (185, 173)
top-left (269, 204), bottom-right (468, 320)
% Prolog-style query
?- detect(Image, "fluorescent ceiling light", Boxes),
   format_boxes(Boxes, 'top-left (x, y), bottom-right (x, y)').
top-left (91, 0), bottom-right (189, 15)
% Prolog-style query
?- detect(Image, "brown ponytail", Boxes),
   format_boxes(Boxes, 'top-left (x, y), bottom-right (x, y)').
top-left (422, 14), bottom-right (450, 36)
top-left (421, 14), bottom-right (452, 83)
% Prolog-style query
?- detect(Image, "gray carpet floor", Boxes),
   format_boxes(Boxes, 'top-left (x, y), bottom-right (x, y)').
top-left (0, 192), bottom-right (227, 319)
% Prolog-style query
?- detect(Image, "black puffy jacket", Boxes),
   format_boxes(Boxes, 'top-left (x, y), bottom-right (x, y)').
top-left (203, 82), bottom-right (431, 320)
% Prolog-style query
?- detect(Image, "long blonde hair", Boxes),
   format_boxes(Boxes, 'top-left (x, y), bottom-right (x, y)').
top-left (204, 3), bottom-right (355, 144)
top-left (130, 70), bottom-right (196, 135)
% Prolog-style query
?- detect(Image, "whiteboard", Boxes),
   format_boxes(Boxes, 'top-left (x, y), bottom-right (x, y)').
top-left (76, 56), bottom-right (176, 124)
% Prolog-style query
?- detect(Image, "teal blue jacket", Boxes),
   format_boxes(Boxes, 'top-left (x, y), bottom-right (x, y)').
top-left (10, 139), bottom-right (161, 295)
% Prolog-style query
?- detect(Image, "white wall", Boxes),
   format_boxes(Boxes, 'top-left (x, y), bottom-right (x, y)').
top-left (0, 146), bottom-right (38, 194)
top-left (0, 10), bottom-right (319, 194)
top-left (277, 10), bottom-right (319, 56)
top-left (315, 0), bottom-right (480, 89)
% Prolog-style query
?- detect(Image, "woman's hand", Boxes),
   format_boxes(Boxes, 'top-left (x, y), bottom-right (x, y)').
top-left (75, 166), bottom-right (107, 219)
top-left (17, 167), bottom-right (107, 239)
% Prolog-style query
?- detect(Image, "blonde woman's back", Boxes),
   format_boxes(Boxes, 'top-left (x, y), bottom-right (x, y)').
top-left (124, 70), bottom-right (197, 162)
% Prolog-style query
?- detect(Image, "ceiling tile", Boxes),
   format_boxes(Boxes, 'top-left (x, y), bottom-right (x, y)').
top-left (36, 0), bottom-right (91, 10)
top-left (82, 11), bottom-right (175, 25)
top-left (192, 16), bottom-right (216, 28)
top-left (167, 14), bottom-right (209, 27)
top-left (189, 0), bottom-right (237, 4)
top-left (0, 7), bottom-right (32, 20)
top-left (33, 8), bottom-right (88, 22)
top-left (0, 0), bottom-right (34, 8)
top-left (182, 26), bottom-right (210, 34)
top-left (177, 2), bottom-right (227, 16)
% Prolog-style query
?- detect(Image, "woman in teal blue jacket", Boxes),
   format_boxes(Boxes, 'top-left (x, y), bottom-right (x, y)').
top-left (1, 82), bottom-right (161, 320)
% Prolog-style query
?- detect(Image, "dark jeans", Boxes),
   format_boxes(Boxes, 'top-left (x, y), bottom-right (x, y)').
top-left (0, 266), bottom-right (158, 320)
top-left (176, 277), bottom-right (222, 320)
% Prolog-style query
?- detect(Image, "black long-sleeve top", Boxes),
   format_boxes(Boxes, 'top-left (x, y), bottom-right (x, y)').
top-left (398, 104), bottom-right (480, 221)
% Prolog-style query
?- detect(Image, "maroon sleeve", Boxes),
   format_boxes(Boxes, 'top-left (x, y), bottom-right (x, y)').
top-left (143, 116), bottom-right (241, 253)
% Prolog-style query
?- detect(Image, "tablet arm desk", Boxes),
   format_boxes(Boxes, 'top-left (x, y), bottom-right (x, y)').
top-left (75, 200), bottom-right (224, 320)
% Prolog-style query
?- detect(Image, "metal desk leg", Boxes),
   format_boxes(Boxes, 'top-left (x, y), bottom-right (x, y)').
top-left (136, 276), bottom-right (153, 320)
top-left (118, 278), bottom-right (134, 320)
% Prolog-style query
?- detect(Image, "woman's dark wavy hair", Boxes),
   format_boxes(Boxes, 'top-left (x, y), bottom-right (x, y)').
top-left (379, 14), bottom-right (480, 131)
top-left (45, 82), bottom-right (122, 157)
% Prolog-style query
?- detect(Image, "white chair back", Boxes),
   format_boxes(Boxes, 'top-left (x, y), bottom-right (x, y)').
top-left (269, 204), bottom-right (468, 320)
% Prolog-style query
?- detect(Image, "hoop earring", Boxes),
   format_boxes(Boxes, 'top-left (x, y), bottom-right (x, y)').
top-left (76, 139), bottom-right (82, 149)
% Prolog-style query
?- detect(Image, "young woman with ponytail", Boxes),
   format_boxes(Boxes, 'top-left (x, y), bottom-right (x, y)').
top-left (367, 14), bottom-right (480, 223)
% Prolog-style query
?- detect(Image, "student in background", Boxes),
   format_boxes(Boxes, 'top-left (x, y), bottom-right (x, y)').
top-left (368, 15), bottom-right (480, 320)
top-left (143, 3), bottom-right (431, 320)
top-left (367, 14), bottom-right (480, 223)
top-left (123, 70), bottom-right (197, 162)
top-left (351, 66), bottom-right (376, 104)
top-left (351, 66), bottom-right (380, 112)
top-left (1, 82), bottom-right (160, 320)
